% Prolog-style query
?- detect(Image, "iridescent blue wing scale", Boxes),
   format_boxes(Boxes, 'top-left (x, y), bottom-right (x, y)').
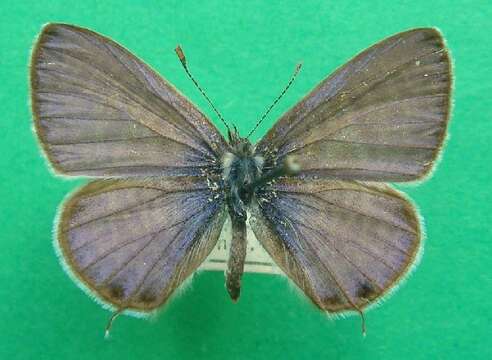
top-left (250, 178), bottom-right (420, 313)
top-left (58, 177), bottom-right (226, 313)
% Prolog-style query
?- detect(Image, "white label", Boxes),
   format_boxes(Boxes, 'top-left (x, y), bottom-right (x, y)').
top-left (200, 216), bottom-right (283, 275)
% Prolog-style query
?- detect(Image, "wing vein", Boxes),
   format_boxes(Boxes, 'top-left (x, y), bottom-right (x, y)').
top-left (81, 206), bottom-right (208, 272)
top-left (68, 188), bottom-right (209, 236)
top-left (276, 196), bottom-right (402, 273)
top-left (281, 94), bottom-right (447, 155)
top-left (277, 190), bottom-right (416, 239)
top-left (278, 47), bottom-right (447, 142)
top-left (125, 204), bottom-right (219, 301)
top-left (295, 221), bottom-right (386, 293)
top-left (37, 87), bottom-right (212, 158)
top-left (41, 45), bottom-right (212, 155)
top-left (75, 29), bottom-right (217, 154)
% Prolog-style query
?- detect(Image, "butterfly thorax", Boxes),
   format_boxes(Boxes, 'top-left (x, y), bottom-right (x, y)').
top-left (222, 136), bottom-right (264, 220)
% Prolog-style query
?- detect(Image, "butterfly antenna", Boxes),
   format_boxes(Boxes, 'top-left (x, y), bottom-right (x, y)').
top-left (175, 45), bottom-right (231, 132)
top-left (246, 62), bottom-right (302, 139)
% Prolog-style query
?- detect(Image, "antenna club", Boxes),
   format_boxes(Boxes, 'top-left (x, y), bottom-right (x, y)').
top-left (175, 46), bottom-right (231, 132)
top-left (175, 45), bottom-right (186, 65)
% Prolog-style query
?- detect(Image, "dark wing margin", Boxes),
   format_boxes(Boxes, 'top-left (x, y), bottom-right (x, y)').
top-left (256, 28), bottom-right (452, 182)
top-left (249, 178), bottom-right (421, 314)
top-left (56, 177), bottom-right (225, 314)
top-left (30, 23), bottom-right (227, 177)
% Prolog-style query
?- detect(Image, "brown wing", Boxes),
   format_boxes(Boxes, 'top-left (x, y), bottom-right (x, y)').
top-left (31, 23), bottom-right (227, 177)
top-left (57, 177), bottom-right (225, 313)
top-left (256, 28), bottom-right (452, 182)
top-left (249, 178), bottom-right (421, 313)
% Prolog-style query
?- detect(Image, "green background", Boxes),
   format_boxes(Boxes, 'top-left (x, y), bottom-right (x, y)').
top-left (1, 1), bottom-right (491, 359)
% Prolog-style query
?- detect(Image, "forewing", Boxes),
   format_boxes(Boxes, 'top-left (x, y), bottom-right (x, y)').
top-left (31, 23), bottom-right (227, 177)
top-left (57, 177), bottom-right (226, 312)
top-left (249, 178), bottom-right (421, 313)
top-left (256, 28), bottom-right (451, 182)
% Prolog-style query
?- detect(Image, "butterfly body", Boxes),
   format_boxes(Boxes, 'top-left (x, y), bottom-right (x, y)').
top-left (222, 129), bottom-right (302, 299)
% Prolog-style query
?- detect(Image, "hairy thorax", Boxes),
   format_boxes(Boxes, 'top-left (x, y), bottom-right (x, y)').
top-left (222, 138), bottom-right (264, 219)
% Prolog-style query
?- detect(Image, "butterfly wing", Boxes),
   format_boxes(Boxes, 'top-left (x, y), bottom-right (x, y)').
top-left (256, 28), bottom-right (451, 182)
top-left (57, 177), bottom-right (225, 313)
top-left (31, 23), bottom-right (227, 177)
top-left (249, 178), bottom-right (420, 313)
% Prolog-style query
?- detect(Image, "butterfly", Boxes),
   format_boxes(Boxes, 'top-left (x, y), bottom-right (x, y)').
top-left (30, 24), bottom-right (451, 334)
